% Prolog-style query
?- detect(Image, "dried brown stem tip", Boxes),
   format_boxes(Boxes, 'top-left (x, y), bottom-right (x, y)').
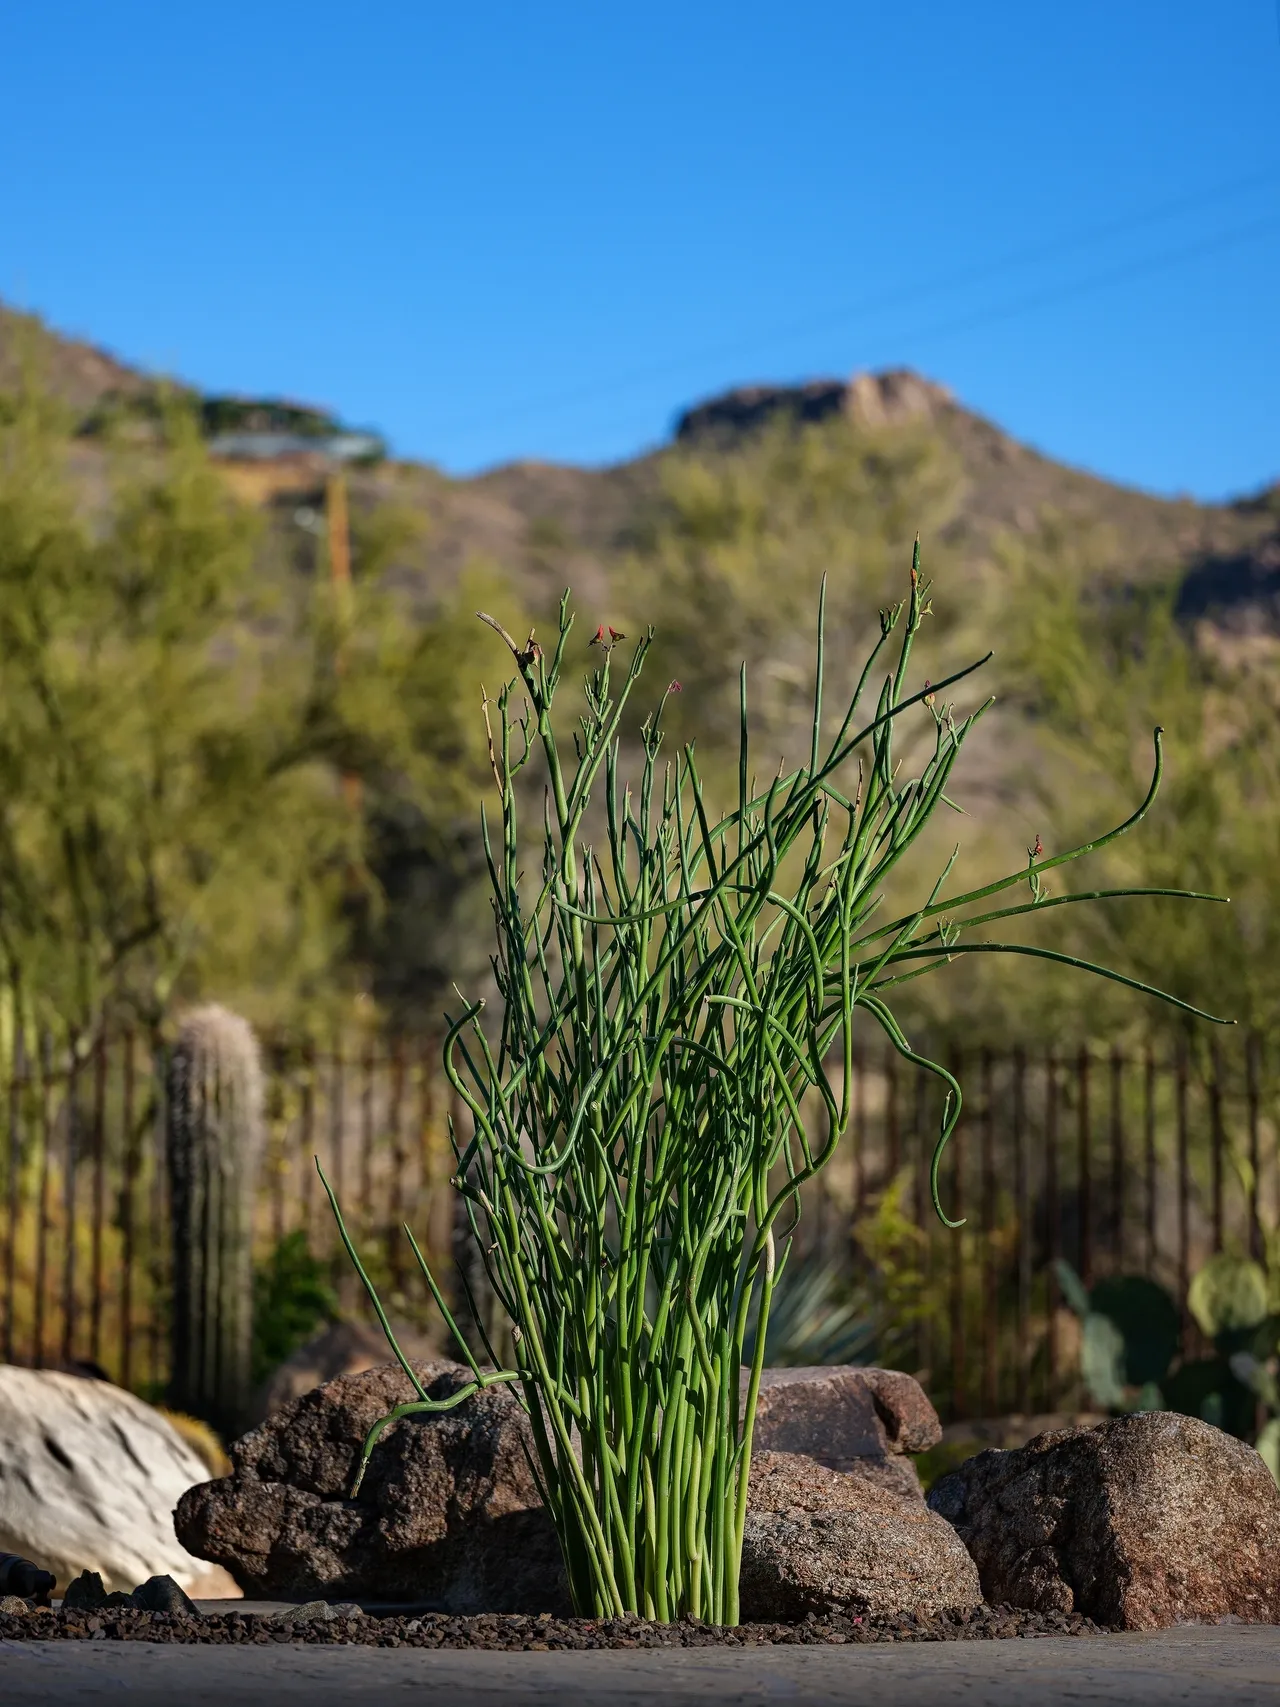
top-left (477, 611), bottom-right (543, 668)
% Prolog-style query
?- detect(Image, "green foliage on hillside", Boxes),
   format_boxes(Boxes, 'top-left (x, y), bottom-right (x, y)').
top-left (990, 518), bottom-right (1279, 1038)
top-left (617, 415), bottom-right (964, 759)
top-left (0, 391), bottom-right (334, 1035)
top-left (0, 363), bottom-right (1271, 1051)
top-left (0, 384), bottom-right (512, 1040)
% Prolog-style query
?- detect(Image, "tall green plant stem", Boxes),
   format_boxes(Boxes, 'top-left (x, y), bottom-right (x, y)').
top-left (330, 548), bottom-right (1228, 1625)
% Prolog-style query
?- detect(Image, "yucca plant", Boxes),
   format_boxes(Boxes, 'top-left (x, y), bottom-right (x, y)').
top-left (322, 547), bottom-right (1225, 1623)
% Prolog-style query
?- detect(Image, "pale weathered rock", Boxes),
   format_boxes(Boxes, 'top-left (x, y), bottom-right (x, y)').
top-left (675, 371), bottom-right (952, 443)
top-left (739, 1450), bottom-right (982, 1621)
top-left (175, 1359), bottom-right (565, 1611)
top-left (0, 1366), bottom-right (241, 1598)
top-left (265, 1599), bottom-right (364, 1625)
top-left (928, 1411), bottom-right (1280, 1629)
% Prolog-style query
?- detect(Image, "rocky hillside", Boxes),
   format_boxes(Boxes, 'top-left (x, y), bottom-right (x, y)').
top-left (3, 299), bottom-right (1275, 633)
top-left (0, 303), bottom-right (150, 412)
top-left (3, 301), bottom-right (1276, 1038)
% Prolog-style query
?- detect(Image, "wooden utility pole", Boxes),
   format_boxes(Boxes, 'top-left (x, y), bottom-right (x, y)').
top-left (326, 469), bottom-right (352, 601)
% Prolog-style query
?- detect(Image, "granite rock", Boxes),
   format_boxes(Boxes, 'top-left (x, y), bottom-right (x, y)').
top-left (739, 1449), bottom-right (982, 1622)
top-left (180, 1359), bottom-right (946, 1613)
top-left (928, 1411), bottom-right (1280, 1629)
top-left (175, 1359), bottom-right (566, 1611)
top-left (748, 1365), bottom-right (939, 1496)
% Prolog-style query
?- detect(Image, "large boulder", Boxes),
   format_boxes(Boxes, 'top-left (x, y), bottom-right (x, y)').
top-left (178, 1359), bottom-right (947, 1614)
top-left (739, 1449), bottom-right (982, 1621)
top-left (928, 1412), bottom-right (1280, 1629)
top-left (175, 1359), bottom-right (565, 1610)
top-left (0, 1366), bottom-right (240, 1597)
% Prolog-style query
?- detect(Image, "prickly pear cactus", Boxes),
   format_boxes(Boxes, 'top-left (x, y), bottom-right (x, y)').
top-left (166, 1006), bottom-right (264, 1438)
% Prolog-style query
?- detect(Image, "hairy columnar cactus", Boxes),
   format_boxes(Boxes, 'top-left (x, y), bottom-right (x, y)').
top-left (166, 1005), bottom-right (264, 1437)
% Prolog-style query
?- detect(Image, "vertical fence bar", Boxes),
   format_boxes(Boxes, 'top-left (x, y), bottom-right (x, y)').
top-left (361, 1040), bottom-right (375, 1233)
top-left (1208, 1038), bottom-right (1225, 1255)
top-left (1045, 1050), bottom-right (1059, 1412)
top-left (149, 1036), bottom-right (166, 1397)
top-left (1109, 1049), bottom-right (1124, 1271)
top-left (3, 1021), bottom-right (23, 1366)
top-left (911, 1071), bottom-right (928, 1229)
top-left (1176, 1039), bottom-right (1191, 1336)
top-left (809, 1088), bottom-right (830, 1266)
top-left (120, 1032), bottom-right (137, 1390)
top-left (329, 1037), bottom-right (345, 1252)
top-left (447, 1080), bottom-right (467, 1317)
top-left (851, 1045), bottom-right (866, 1224)
top-left (949, 1047), bottom-right (966, 1420)
top-left (1013, 1047), bottom-right (1030, 1415)
top-left (34, 1033), bottom-right (53, 1369)
top-left (270, 1045), bottom-right (286, 1249)
top-left (913, 1068), bottom-right (932, 1383)
top-left (90, 1035), bottom-right (107, 1368)
top-left (421, 1033), bottom-right (448, 1281)
top-left (1077, 1045), bottom-right (1092, 1288)
top-left (61, 1039), bottom-right (79, 1367)
top-left (301, 1041), bottom-right (316, 1241)
top-left (389, 1037), bottom-right (406, 1289)
top-left (980, 1048), bottom-right (997, 1415)
top-left (886, 1048), bottom-right (900, 1182)
top-left (1144, 1044), bottom-right (1157, 1273)
top-left (430, 1037), bottom-right (454, 1289)
top-left (1247, 1032), bottom-right (1262, 1261)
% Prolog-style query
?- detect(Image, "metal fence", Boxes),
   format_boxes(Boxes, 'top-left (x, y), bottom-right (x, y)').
top-left (0, 1028), bottom-right (1274, 1420)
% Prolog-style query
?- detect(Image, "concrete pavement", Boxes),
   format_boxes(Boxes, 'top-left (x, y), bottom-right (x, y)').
top-left (2, 1625), bottom-right (1279, 1705)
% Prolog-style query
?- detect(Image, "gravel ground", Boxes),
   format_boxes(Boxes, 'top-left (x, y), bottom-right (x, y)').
top-left (0, 1601), bottom-right (1109, 1647)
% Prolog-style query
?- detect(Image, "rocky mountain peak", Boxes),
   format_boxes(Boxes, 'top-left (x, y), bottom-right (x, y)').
top-left (674, 369), bottom-right (954, 444)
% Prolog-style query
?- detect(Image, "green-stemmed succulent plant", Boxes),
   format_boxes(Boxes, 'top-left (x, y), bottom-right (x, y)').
top-left (322, 547), bottom-right (1226, 1623)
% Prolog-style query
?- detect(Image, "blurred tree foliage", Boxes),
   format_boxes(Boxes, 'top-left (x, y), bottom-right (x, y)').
top-left (613, 422), bottom-right (1268, 1049)
top-left (252, 1229), bottom-right (339, 1385)
top-left (616, 416), bottom-right (964, 765)
top-left (0, 374), bottom-right (1267, 1052)
top-left (0, 383), bottom-right (513, 1041)
top-left (987, 516), bottom-right (1277, 1040)
top-left (881, 513), bottom-right (1274, 1051)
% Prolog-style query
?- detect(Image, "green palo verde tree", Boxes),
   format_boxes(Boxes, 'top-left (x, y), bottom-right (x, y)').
top-left (321, 545), bottom-right (1227, 1625)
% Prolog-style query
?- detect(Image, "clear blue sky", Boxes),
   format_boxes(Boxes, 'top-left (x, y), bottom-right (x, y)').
top-left (2, 2), bottom-right (1278, 497)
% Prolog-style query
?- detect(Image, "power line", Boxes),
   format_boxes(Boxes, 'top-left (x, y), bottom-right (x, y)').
top-left (552, 215), bottom-right (1280, 459)
top-left (868, 215), bottom-right (1280, 361)
top-left (442, 167), bottom-right (1280, 440)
